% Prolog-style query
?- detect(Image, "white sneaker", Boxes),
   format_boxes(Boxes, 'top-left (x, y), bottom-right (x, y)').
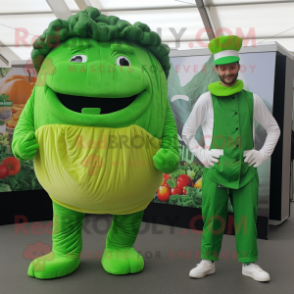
top-left (189, 260), bottom-right (215, 278)
top-left (242, 263), bottom-right (270, 282)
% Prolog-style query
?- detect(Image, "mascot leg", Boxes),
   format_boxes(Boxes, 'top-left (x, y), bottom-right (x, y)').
top-left (101, 210), bottom-right (144, 275)
top-left (27, 200), bottom-right (85, 279)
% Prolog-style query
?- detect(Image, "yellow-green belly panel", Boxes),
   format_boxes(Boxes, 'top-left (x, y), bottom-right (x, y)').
top-left (34, 124), bottom-right (163, 215)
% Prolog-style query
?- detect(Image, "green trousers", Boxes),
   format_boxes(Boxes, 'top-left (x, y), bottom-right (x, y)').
top-left (201, 170), bottom-right (259, 263)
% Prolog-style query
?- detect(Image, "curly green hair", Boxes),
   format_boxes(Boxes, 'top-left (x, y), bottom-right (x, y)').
top-left (31, 6), bottom-right (171, 78)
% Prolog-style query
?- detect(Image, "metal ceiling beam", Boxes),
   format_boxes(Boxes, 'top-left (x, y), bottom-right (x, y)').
top-left (45, 0), bottom-right (71, 20)
top-left (204, 0), bottom-right (294, 7)
top-left (89, 0), bottom-right (103, 10)
top-left (0, 1), bottom-right (293, 15)
top-left (1, 35), bottom-right (293, 47)
top-left (0, 12), bottom-right (56, 16)
top-left (0, 54), bottom-right (9, 66)
top-left (0, 41), bottom-right (22, 67)
top-left (74, 0), bottom-right (93, 11)
top-left (0, 6), bottom-right (196, 15)
top-left (162, 36), bottom-right (294, 42)
top-left (94, 5), bottom-right (195, 12)
top-left (195, 0), bottom-right (215, 40)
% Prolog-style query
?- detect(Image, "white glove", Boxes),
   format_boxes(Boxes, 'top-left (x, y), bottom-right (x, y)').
top-left (243, 149), bottom-right (269, 168)
top-left (202, 149), bottom-right (224, 169)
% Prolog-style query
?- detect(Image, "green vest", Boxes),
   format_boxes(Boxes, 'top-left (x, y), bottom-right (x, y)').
top-left (205, 80), bottom-right (257, 189)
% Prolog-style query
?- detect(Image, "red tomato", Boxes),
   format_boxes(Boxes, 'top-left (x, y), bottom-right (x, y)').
top-left (183, 187), bottom-right (187, 195)
top-left (2, 157), bottom-right (21, 176)
top-left (164, 174), bottom-right (171, 180)
top-left (157, 186), bottom-right (171, 202)
top-left (171, 187), bottom-right (182, 195)
top-left (164, 182), bottom-right (170, 189)
top-left (176, 175), bottom-right (192, 190)
top-left (0, 164), bottom-right (9, 179)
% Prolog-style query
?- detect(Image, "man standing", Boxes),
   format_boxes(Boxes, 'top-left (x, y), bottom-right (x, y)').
top-left (182, 35), bottom-right (280, 282)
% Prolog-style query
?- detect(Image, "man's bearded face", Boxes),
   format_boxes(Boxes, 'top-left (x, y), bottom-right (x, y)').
top-left (216, 62), bottom-right (240, 86)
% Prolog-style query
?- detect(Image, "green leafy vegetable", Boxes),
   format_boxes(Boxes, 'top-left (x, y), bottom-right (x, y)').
top-left (153, 186), bottom-right (203, 209)
top-left (187, 169), bottom-right (196, 179)
top-left (0, 144), bottom-right (43, 191)
top-left (170, 169), bottom-right (186, 179)
top-left (0, 68), bottom-right (10, 79)
top-left (0, 144), bottom-right (12, 163)
top-left (166, 178), bottom-right (176, 188)
top-left (0, 94), bottom-right (10, 102)
top-left (0, 183), bottom-right (11, 192)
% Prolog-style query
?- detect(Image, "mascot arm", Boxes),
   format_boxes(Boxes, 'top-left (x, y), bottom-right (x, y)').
top-left (12, 88), bottom-right (39, 161)
top-left (153, 100), bottom-right (180, 173)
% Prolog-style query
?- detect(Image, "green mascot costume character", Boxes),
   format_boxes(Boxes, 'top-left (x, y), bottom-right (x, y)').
top-left (12, 7), bottom-right (180, 279)
top-left (182, 35), bottom-right (280, 282)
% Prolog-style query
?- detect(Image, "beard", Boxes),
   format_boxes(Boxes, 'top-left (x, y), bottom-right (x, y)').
top-left (219, 71), bottom-right (238, 86)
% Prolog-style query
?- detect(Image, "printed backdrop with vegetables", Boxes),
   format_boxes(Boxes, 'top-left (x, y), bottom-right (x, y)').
top-left (0, 67), bottom-right (42, 192)
top-left (0, 50), bottom-right (276, 220)
top-left (152, 52), bottom-right (276, 219)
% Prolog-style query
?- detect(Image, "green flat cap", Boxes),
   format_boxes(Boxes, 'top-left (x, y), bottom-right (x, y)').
top-left (208, 35), bottom-right (243, 65)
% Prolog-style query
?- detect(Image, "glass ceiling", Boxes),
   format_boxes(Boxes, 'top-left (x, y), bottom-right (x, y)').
top-left (0, 0), bottom-right (293, 63)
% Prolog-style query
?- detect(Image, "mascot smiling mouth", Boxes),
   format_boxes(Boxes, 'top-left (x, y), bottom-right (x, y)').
top-left (56, 92), bottom-right (140, 114)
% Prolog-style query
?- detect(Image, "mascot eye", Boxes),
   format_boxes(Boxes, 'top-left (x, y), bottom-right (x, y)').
top-left (70, 55), bottom-right (87, 63)
top-left (116, 56), bottom-right (131, 66)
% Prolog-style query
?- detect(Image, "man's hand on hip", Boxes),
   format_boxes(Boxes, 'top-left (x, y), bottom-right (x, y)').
top-left (202, 149), bottom-right (224, 169)
top-left (243, 149), bottom-right (269, 168)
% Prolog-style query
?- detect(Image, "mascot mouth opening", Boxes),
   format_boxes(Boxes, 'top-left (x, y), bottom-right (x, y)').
top-left (55, 92), bottom-right (140, 114)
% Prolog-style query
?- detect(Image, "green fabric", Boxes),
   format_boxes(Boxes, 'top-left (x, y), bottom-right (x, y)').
top-left (27, 202), bottom-right (146, 278)
top-left (201, 171), bottom-right (259, 262)
top-left (153, 100), bottom-right (180, 173)
top-left (208, 79), bottom-right (244, 96)
top-left (82, 107), bottom-right (101, 115)
top-left (13, 36), bottom-right (174, 137)
top-left (31, 7), bottom-right (171, 78)
top-left (12, 7), bottom-right (180, 279)
top-left (205, 87), bottom-right (257, 189)
top-left (11, 88), bottom-right (38, 161)
top-left (12, 37), bottom-right (180, 172)
top-left (214, 56), bottom-right (240, 66)
top-left (28, 201), bottom-right (85, 279)
top-left (208, 35), bottom-right (242, 54)
top-left (208, 35), bottom-right (242, 65)
top-left (101, 211), bottom-right (145, 275)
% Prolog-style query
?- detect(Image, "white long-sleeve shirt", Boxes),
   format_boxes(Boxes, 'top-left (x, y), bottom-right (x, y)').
top-left (182, 91), bottom-right (281, 164)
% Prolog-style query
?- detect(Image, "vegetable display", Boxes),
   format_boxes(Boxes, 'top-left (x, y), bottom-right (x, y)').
top-left (153, 161), bottom-right (204, 208)
top-left (153, 159), bottom-right (234, 212)
top-left (0, 68), bottom-right (42, 193)
top-left (0, 132), bottom-right (42, 192)
top-left (0, 70), bottom-right (36, 104)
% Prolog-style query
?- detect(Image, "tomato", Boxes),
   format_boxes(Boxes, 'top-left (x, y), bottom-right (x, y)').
top-left (164, 182), bottom-right (170, 189)
top-left (0, 164), bottom-right (9, 179)
top-left (183, 187), bottom-right (187, 195)
top-left (2, 157), bottom-right (21, 176)
top-left (164, 174), bottom-right (171, 180)
top-left (171, 187), bottom-right (182, 195)
top-left (176, 174), bottom-right (192, 190)
top-left (157, 186), bottom-right (171, 202)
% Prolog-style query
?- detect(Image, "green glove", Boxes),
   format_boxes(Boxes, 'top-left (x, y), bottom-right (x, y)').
top-left (12, 131), bottom-right (39, 161)
top-left (153, 148), bottom-right (180, 173)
